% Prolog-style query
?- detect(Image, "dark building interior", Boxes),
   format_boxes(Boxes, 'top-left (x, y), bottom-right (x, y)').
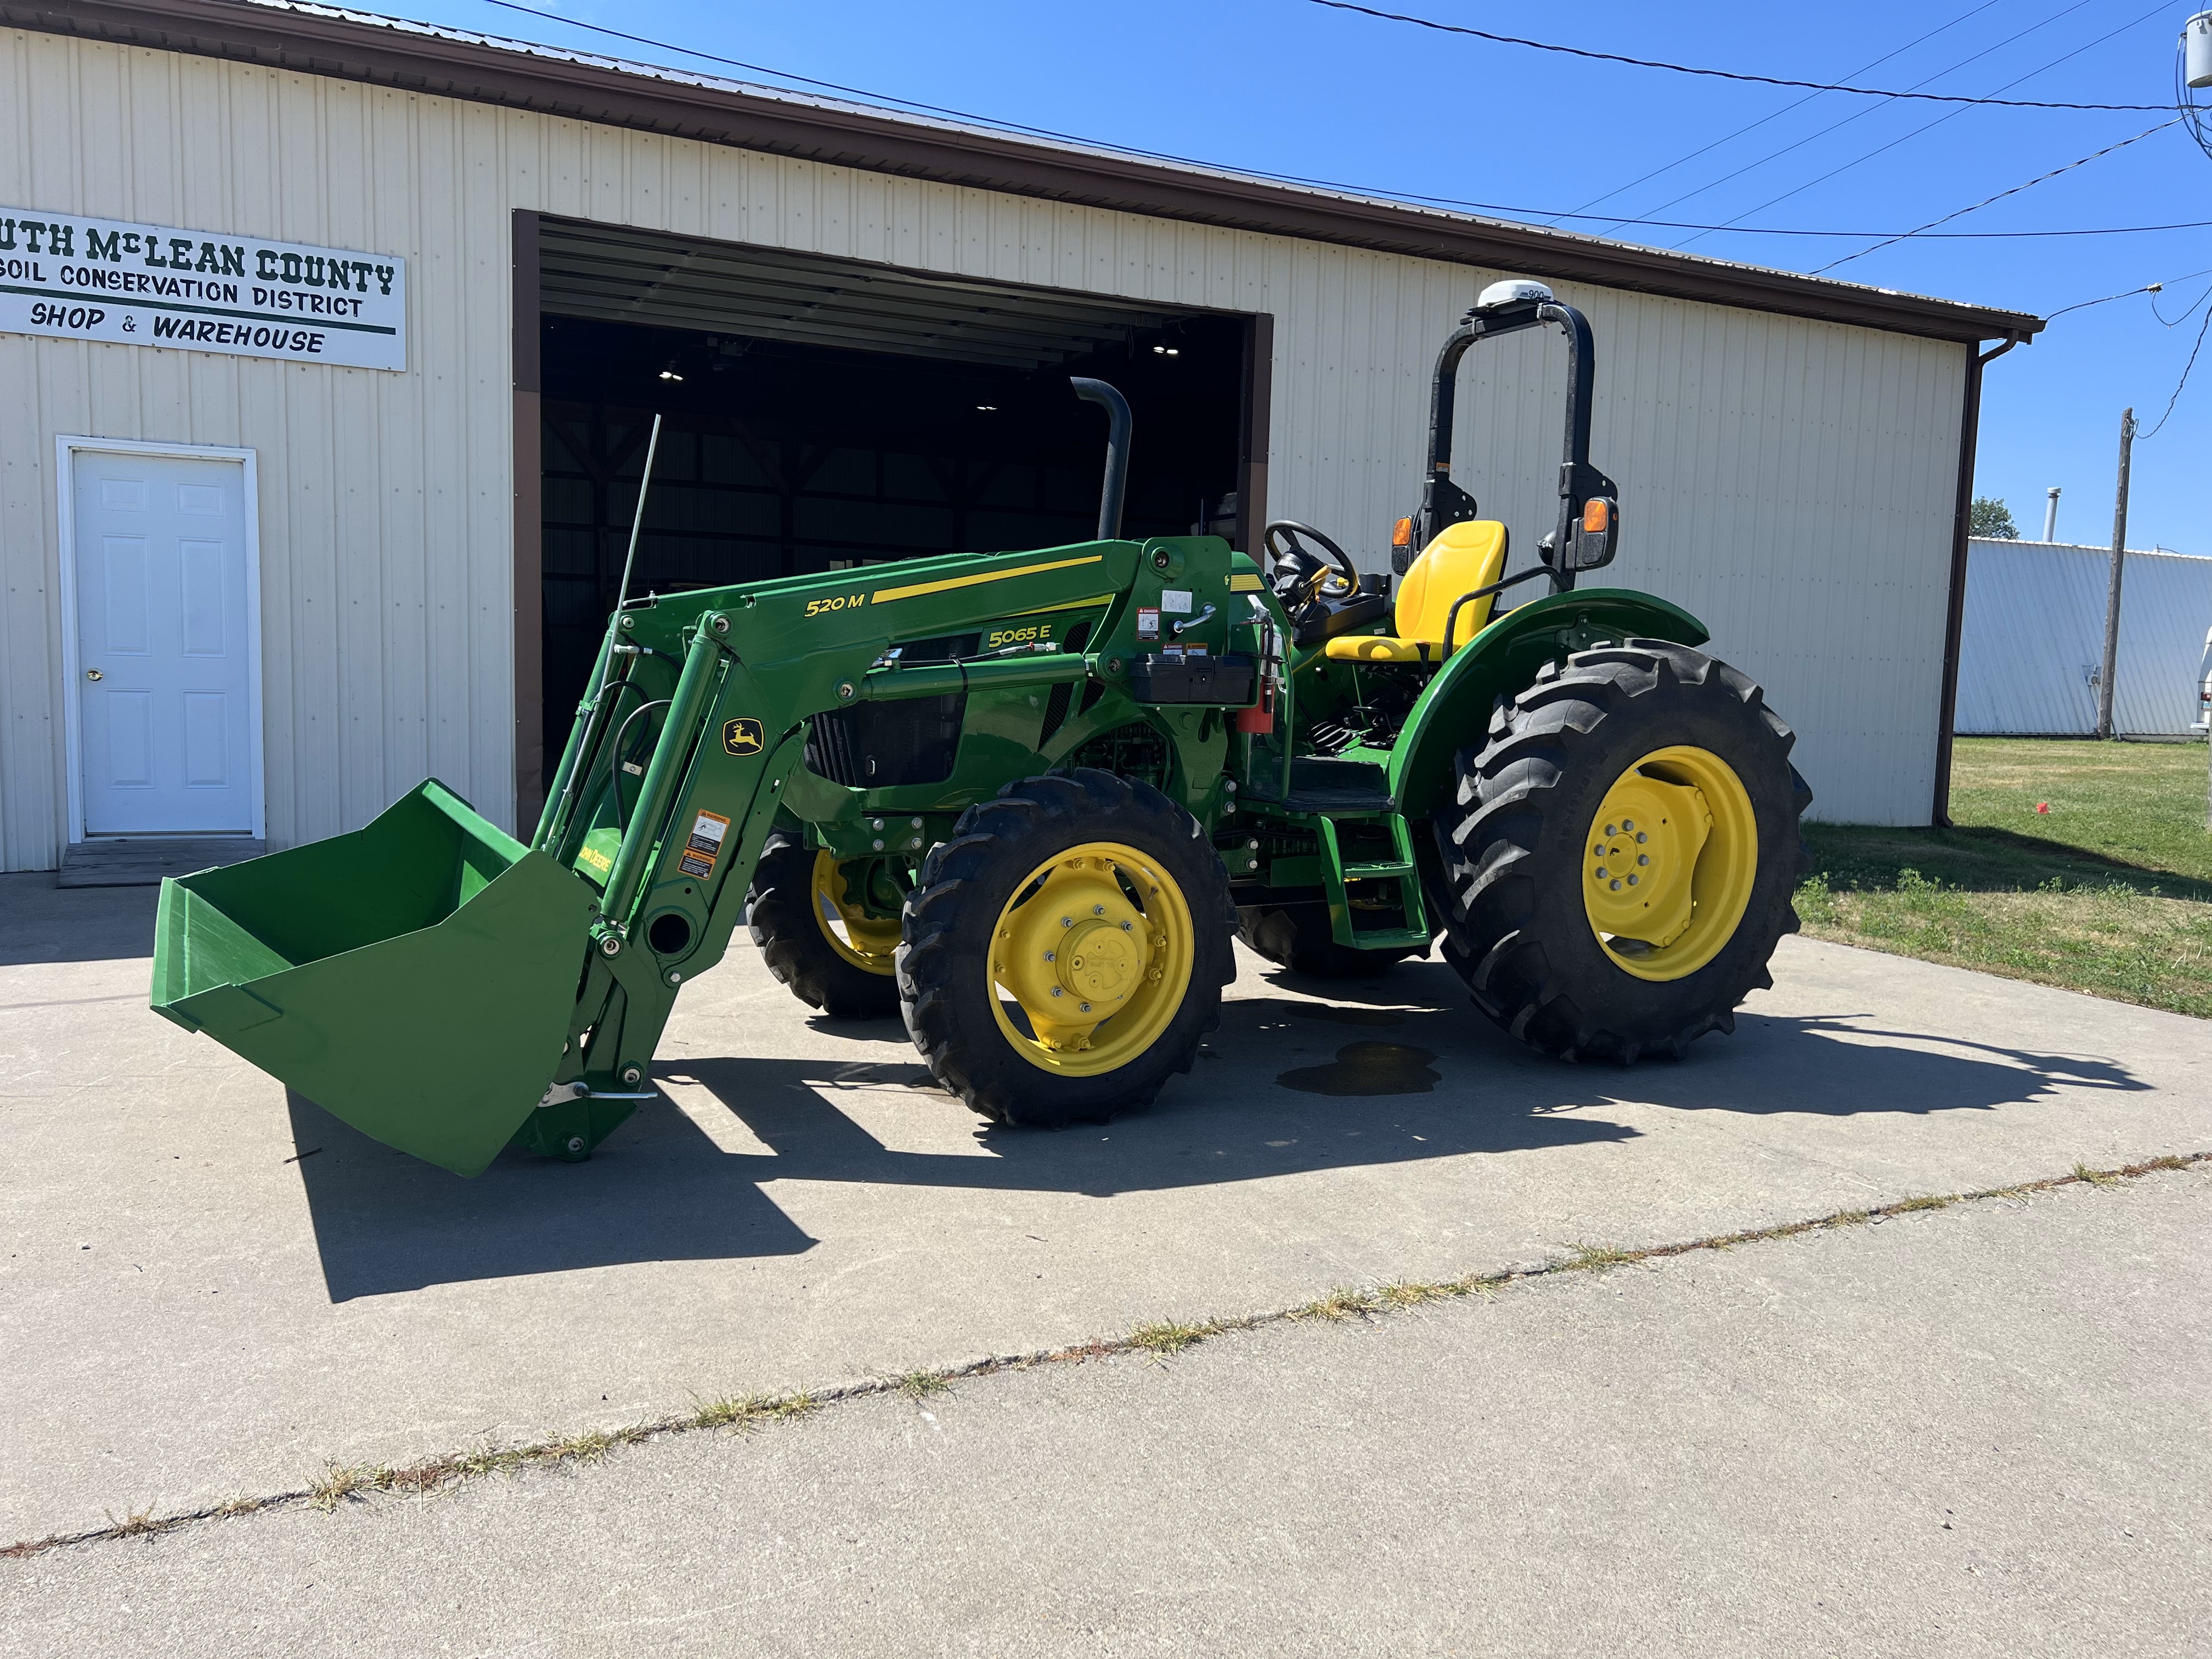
top-left (534, 223), bottom-right (1256, 726)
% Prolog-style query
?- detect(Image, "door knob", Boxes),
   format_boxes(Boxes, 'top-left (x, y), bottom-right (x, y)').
top-left (85, 668), bottom-right (103, 681)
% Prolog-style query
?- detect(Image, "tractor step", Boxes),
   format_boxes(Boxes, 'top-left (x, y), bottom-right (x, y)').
top-left (1316, 817), bottom-right (1430, 952)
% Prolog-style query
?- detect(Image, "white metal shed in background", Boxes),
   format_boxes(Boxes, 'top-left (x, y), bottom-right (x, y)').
top-left (1956, 539), bottom-right (2212, 737)
top-left (0, 0), bottom-right (2042, 874)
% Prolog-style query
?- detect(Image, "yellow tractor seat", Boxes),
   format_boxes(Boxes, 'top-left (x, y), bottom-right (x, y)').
top-left (1324, 520), bottom-right (1510, 664)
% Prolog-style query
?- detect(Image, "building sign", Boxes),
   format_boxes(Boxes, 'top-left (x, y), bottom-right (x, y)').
top-left (0, 208), bottom-right (406, 371)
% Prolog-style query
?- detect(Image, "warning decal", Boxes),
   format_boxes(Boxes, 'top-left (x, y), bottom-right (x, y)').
top-left (677, 809), bottom-right (731, 880)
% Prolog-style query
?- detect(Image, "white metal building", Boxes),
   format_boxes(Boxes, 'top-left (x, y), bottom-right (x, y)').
top-left (0, 0), bottom-right (2041, 876)
top-left (1956, 538), bottom-right (2212, 736)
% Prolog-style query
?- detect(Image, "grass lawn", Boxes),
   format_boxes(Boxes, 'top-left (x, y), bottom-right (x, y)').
top-left (1796, 738), bottom-right (2212, 1018)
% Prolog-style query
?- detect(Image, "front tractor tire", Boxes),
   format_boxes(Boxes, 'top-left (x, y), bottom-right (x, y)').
top-left (899, 769), bottom-right (1237, 1128)
top-left (746, 834), bottom-right (903, 1020)
top-left (1436, 639), bottom-right (1810, 1063)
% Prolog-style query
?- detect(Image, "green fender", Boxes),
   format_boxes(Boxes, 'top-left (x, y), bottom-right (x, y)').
top-left (1385, 587), bottom-right (1711, 822)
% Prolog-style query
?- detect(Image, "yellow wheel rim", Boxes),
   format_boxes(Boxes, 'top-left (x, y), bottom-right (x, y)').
top-left (811, 850), bottom-right (901, 977)
top-left (987, 841), bottom-right (1196, 1077)
top-left (1582, 745), bottom-right (1758, 983)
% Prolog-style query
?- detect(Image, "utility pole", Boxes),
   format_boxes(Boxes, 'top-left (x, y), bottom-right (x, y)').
top-left (2095, 408), bottom-right (2135, 741)
top-left (2043, 486), bottom-right (2061, 542)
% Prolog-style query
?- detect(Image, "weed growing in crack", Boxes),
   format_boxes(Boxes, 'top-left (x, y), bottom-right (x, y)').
top-left (1377, 1279), bottom-right (1448, 1310)
top-left (307, 1463), bottom-right (387, 1511)
top-left (896, 1371), bottom-right (951, 1400)
top-left (1291, 1286), bottom-right (1379, 1321)
top-left (1128, 1319), bottom-right (1215, 1356)
top-left (1563, 1243), bottom-right (1641, 1272)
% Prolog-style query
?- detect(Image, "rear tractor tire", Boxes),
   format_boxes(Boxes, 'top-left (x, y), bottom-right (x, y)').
top-left (745, 833), bottom-right (904, 1020)
top-left (899, 769), bottom-right (1237, 1128)
top-left (1435, 639), bottom-right (1811, 1063)
top-left (1236, 902), bottom-right (1425, 978)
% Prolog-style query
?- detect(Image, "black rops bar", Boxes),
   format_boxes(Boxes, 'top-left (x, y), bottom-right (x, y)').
top-left (1413, 297), bottom-right (1621, 592)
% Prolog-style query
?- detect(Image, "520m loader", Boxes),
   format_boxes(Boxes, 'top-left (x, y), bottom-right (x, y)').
top-left (150, 280), bottom-right (1809, 1176)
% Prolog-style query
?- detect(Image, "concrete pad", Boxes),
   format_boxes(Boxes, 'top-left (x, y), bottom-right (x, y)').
top-left (4, 871), bottom-right (2210, 1542)
top-left (10, 1169), bottom-right (2208, 1657)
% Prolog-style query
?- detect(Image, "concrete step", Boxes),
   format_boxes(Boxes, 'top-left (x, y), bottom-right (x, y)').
top-left (58, 837), bottom-right (267, 888)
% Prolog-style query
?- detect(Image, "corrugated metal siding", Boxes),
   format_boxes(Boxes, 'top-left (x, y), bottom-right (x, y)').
top-left (0, 29), bottom-right (1967, 869)
top-left (1956, 539), bottom-right (2212, 736)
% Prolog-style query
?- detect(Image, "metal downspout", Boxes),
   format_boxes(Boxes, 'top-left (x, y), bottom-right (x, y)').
top-left (1931, 332), bottom-right (2023, 828)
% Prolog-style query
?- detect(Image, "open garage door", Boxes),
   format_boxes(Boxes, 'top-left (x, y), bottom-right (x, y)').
top-left (519, 216), bottom-right (1267, 808)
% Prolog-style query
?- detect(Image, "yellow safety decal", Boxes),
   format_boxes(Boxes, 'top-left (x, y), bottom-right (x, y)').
top-left (676, 809), bottom-right (731, 881)
top-left (721, 717), bottom-right (765, 757)
top-left (1002, 592), bottom-right (1115, 619)
top-left (1229, 573), bottom-right (1262, 592)
top-left (871, 554), bottom-right (1103, 606)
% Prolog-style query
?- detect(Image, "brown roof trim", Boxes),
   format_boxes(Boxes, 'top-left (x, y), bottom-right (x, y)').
top-left (8, 0), bottom-right (2045, 345)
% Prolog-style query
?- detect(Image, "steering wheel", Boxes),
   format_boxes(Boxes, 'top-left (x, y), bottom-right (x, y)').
top-left (1263, 520), bottom-right (1361, 599)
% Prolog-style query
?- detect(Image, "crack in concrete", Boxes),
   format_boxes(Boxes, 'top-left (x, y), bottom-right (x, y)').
top-left (8, 1149), bottom-right (2205, 1564)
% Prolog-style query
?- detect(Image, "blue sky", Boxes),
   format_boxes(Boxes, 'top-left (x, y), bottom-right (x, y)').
top-left (404, 0), bottom-right (2208, 551)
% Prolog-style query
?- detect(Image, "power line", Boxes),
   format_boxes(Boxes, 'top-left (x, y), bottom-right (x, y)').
top-left (1547, 0), bottom-right (2008, 227)
top-left (1674, 1), bottom-right (2172, 250)
top-left (1306, 0), bottom-right (2176, 111)
top-left (1584, 0), bottom-right (2102, 236)
top-left (2139, 305), bottom-right (2212, 439)
top-left (461, 2), bottom-right (2211, 246)
top-left (1813, 119), bottom-right (2181, 273)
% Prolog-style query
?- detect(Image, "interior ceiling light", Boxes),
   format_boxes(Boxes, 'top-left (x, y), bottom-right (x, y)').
top-left (658, 360), bottom-right (684, 382)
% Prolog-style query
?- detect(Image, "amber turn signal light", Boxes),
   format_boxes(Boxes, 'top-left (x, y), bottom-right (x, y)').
top-left (1582, 498), bottom-right (1613, 535)
top-left (1391, 517), bottom-right (1413, 547)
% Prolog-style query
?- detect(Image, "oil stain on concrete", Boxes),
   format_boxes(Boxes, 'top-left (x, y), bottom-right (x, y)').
top-left (1276, 1041), bottom-right (1441, 1097)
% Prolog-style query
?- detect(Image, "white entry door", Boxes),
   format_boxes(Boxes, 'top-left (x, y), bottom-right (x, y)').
top-left (70, 448), bottom-right (259, 837)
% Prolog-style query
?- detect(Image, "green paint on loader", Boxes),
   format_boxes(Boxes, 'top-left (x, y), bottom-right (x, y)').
top-left (152, 782), bottom-right (596, 1176)
top-left (151, 291), bottom-right (1811, 1172)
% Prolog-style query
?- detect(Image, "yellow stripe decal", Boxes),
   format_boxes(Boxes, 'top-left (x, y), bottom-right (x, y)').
top-left (871, 554), bottom-right (1104, 606)
top-left (1229, 573), bottom-right (1262, 592)
top-left (1003, 592), bottom-right (1115, 619)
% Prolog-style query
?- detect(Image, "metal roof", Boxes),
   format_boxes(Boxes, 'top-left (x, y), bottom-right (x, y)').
top-left (5, 0), bottom-right (2046, 346)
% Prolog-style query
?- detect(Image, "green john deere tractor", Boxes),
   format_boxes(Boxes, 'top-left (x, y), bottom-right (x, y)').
top-left (151, 280), bottom-right (1809, 1176)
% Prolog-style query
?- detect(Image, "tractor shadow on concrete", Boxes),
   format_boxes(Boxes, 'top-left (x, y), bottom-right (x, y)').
top-left (0, 873), bottom-right (156, 966)
top-left (290, 956), bottom-right (2142, 1303)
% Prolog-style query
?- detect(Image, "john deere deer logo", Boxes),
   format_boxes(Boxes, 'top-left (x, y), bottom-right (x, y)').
top-left (721, 718), bottom-right (764, 757)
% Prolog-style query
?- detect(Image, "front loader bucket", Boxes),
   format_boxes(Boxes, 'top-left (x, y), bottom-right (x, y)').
top-left (150, 781), bottom-right (597, 1177)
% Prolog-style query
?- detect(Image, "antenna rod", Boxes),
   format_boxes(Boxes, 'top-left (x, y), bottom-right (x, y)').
top-left (609, 411), bottom-right (664, 627)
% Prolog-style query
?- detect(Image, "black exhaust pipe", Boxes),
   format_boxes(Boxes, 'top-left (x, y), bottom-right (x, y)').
top-left (1071, 377), bottom-right (1131, 540)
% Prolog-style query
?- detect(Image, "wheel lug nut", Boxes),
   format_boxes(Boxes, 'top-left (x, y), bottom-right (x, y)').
top-left (1061, 916), bottom-right (1073, 927)
top-left (1044, 950), bottom-right (1056, 962)
top-left (1093, 904), bottom-right (1105, 915)
top-left (1635, 831), bottom-right (1647, 844)
top-left (1637, 854), bottom-right (1649, 866)
top-left (1078, 1003), bottom-right (1091, 1013)
top-left (1610, 879), bottom-right (1622, 890)
top-left (1627, 874), bottom-right (1639, 886)
top-left (1120, 920), bottom-right (1132, 930)
top-left (1050, 987), bottom-right (1064, 997)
